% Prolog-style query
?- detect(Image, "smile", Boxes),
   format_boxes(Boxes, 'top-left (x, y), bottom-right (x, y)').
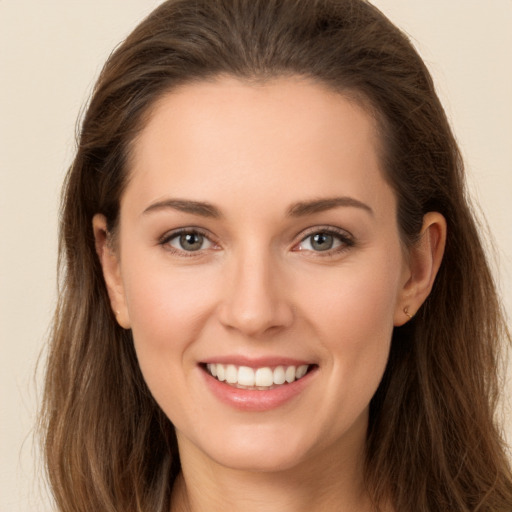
top-left (205, 363), bottom-right (310, 390)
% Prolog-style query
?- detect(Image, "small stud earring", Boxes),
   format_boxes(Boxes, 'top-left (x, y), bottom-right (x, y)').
top-left (403, 306), bottom-right (413, 320)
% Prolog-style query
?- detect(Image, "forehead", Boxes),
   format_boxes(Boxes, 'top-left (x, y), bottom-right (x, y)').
top-left (125, 76), bottom-right (394, 218)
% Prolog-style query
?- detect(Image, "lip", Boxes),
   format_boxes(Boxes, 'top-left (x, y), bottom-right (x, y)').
top-left (199, 360), bottom-right (318, 412)
top-left (202, 355), bottom-right (314, 368)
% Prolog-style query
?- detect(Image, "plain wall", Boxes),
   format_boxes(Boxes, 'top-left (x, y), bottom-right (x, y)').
top-left (0, 1), bottom-right (510, 510)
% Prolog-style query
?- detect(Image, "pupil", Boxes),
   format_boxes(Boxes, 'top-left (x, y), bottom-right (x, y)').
top-left (180, 233), bottom-right (203, 251)
top-left (312, 233), bottom-right (333, 251)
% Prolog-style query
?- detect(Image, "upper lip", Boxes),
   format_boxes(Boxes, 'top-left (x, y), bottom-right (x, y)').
top-left (200, 355), bottom-right (315, 368)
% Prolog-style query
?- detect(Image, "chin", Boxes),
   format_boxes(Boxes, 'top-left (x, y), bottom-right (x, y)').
top-left (210, 444), bottom-right (308, 473)
top-left (179, 423), bottom-right (317, 473)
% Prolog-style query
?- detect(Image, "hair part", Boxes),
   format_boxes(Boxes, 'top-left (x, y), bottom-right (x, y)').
top-left (41, 1), bottom-right (512, 511)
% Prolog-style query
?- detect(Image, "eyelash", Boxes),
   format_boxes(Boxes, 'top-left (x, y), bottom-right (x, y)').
top-left (159, 228), bottom-right (218, 257)
top-left (158, 226), bottom-right (355, 257)
top-left (294, 226), bottom-right (355, 257)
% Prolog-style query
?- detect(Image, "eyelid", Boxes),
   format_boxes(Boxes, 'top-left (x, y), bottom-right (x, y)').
top-left (157, 225), bottom-right (354, 256)
top-left (293, 225), bottom-right (355, 254)
top-left (158, 227), bottom-right (219, 254)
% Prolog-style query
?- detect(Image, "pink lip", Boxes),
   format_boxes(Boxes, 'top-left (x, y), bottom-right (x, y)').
top-left (201, 355), bottom-right (313, 368)
top-left (200, 363), bottom-right (317, 412)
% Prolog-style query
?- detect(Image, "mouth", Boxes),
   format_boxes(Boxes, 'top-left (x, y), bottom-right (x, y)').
top-left (203, 363), bottom-right (314, 390)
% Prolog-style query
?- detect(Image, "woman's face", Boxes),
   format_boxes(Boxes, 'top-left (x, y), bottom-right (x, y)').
top-left (100, 77), bottom-right (414, 473)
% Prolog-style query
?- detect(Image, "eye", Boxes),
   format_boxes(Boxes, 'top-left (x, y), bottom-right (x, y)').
top-left (296, 229), bottom-right (353, 253)
top-left (163, 230), bottom-right (215, 253)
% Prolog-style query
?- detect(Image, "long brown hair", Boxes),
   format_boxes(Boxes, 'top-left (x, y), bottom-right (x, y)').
top-left (40, 0), bottom-right (512, 510)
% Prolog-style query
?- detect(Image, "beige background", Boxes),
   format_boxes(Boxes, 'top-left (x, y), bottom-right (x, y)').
top-left (1, 1), bottom-right (511, 510)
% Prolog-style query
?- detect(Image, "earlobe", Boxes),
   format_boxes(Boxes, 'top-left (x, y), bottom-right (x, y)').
top-left (92, 214), bottom-right (131, 329)
top-left (394, 212), bottom-right (447, 326)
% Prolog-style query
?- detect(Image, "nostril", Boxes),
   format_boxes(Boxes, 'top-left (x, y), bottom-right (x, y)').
top-left (216, 292), bottom-right (295, 336)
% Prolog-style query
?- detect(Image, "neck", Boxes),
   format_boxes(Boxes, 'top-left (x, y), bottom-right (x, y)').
top-left (170, 435), bottom-right (373, 512)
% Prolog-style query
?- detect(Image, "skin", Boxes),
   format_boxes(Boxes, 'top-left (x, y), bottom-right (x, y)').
top-left (94, 76), bottom-right (446, 512)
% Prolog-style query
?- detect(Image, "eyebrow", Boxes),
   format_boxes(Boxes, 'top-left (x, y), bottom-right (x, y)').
top-left (143, 199), bottom-right (222, 218)
top-left (287, 197), bottom-right (374, 217)
top-left (142, 196), bottom-right (373, 219)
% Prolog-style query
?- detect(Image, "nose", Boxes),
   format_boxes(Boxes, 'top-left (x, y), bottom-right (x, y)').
top-left (216, 248), bottom-right (294, 337)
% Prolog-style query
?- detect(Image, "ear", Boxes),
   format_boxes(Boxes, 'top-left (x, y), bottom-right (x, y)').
top-left (92, 214), bottom-right (131, 329)
top-left (394, 212), bottom-right (447, 326)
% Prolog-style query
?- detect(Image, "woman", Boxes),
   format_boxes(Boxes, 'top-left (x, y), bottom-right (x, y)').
top-left (40, 0), bottom-right (512, 510)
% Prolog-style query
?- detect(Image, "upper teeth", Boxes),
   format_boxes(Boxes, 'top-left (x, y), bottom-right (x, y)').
top-left (206, 363), bottom-right (309, 388)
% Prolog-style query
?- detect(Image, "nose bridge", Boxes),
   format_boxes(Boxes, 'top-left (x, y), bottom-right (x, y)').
top-left (218, 242), bottom-right (293, 336)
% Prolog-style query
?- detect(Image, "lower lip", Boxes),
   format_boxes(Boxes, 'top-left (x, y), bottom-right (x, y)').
top-left (201, 366), bottom-right (317, 412)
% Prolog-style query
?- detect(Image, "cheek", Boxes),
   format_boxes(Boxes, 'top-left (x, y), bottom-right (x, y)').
top-left (296, 258), bottom-right (401, 402)
top-left (301, 260), bottom-right (401, 339)
top-left (120, 262), bottom-right (221, 418)
top-left (123, 260), bottom-right (218, 341)
top-left (317, 281), bottom-right (395, 378)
